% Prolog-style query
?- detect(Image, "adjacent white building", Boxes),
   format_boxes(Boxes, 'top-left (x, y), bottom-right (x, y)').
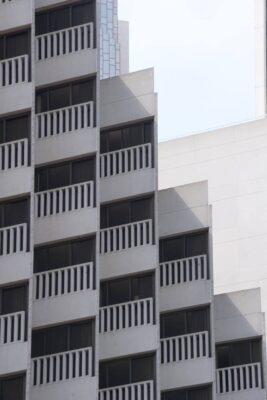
top-left (0, 1), bottom-right (266, 400)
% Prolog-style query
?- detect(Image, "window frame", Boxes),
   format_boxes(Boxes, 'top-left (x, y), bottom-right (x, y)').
top-left (0, 197), bottom-right (30, 229)
top-left (216, 338), bottom-right (262, 368)
top-left (0, 283), bottom-right (28, 316)
top-left (0, 29), bottom-right (31, 61)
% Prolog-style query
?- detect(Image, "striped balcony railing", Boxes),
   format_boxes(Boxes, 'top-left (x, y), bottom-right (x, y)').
top-left (36, 101), bottom-right (94, 139)
top-left (36, 22), bottom-right (94, 61)
top-left (160, 254), bottom-right (208, 287)
top-left (0, 311), bottom-right (25, 344)
top-left (100, 143), bottom-right (153, 178)
top-left (0, 223), bottom-right (27, 256)
top-left (99, 380), bottom-right (154, 400)
top-left (0, 55), bottom-right (29, 87)
top-left (160, 331), bottom-right (209, 364)
top-left (34, 262), bottom-right (95, 300)
top-left (0, 138), bottom-right (28, 171)
top-left (35, 181), bottom-right (94, 218)
top-left (100, 219), bottom-right (153, 254)
top-left (32, 347), bottom-right (93, 386)
top-left (216, 363), bottom-right (262, 394)
top-left (99, 298), bottom-right (154, 333)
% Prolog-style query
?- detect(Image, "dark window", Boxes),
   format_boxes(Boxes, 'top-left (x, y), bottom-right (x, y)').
top-left (101, 120), bottom-right (153, 153)
top-left (100, 197), bottom-right (154, 229)
top-left (162, 386), bottom-right (212, 400)
top-left (160, 231), bottom-right (208, 262)
top-left (160, 307), bottom-right (209, 339)
top-left (216, 339), bottom-right (262, 368)
top-left (36, 0), bottom-right (95, 36)
top-left (0, 30), bottom-right (30, 60)
top-left (100, 274), bottom-right (154, 307)
top-left (32, 320), bottom-right (94, 357)
top-left (34, 237), bottom-right (95, 273)
top-left (35, 157), bottom-right (95, 192)
top-left (0, 375), bottom-right (25, 400)
top-left (0, 113), bottom-right (30, 144)
top-left (0, 198), bottom-right (29, 228)
top-left (99, 354), bottom-right (154, 389)
top-left (36, 78), bottom-right (95, 113)
top-left (0, 284), bottom-right (27, 315)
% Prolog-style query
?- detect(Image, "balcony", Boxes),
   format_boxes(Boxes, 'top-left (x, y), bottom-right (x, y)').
top-left (159, 255), bottom-right (212, 312)
top-left (35, 102), bottom-right (96, 165)
top-left (100, 143), bottom-right (155, 202)
top-left (31, 347), bottom-right (96, 400)
top-left (99, 298), bottom-right (157, 360)
top-left (99, 380), bottom-right (154, 400)
top-left (0, 311), bottom-right (28, 375)
top-left (34, 181), bottom-right (97, 244)
top-left (216, 363), bottom-right (265, 399)
top-left (35, 23), bottom-right (96, 86)
top-left (0, 139), bottom-right (31, 199)
top-left (100, 219), bottom-right (157, 280)
top-left (160, 331), bottom-right (213, 391)
top-left (0, 0), bottom-right (32, 32)
top-left (32, 262), bottom-right (97, 327)
top-left (0, 55), bottom-right (32, 115)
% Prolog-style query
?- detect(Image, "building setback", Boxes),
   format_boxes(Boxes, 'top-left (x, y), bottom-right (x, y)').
top-left (0, 1), bottom-right (266, 400)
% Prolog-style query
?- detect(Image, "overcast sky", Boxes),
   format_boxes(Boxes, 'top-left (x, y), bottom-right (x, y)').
top-left (118, 0), bottom-right (256, 141)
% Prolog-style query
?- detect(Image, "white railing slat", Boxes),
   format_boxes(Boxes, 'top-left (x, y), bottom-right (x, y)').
top-left (0, 311), bottom-right (25, 344)
top-left (0, 223), bottom-right (27, 256)
top-left (216, 362), bottom-right (262, 394)
top-left (0, 55), bottom-right (29, 87)
top-left (0, 138), bottom-right (28, 171)
top-left (99, 380), bottom-right (154, 400)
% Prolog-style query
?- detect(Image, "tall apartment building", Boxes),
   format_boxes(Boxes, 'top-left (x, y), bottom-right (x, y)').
top-left (0, 1), bottom-right (266, 400)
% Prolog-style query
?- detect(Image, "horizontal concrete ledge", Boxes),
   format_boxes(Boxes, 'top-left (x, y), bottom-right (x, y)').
top-left (0, 341), bottom-right (28, 376)
top-left (0, 166), bottom-right (32, 200)
top-left (0, 252), bottom-right (32, 285)
top-left (0, 83), bottom-right (32, 116)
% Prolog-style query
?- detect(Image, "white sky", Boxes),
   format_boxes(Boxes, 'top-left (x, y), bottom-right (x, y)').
top-left (118, 0), bottom-right (256, 141)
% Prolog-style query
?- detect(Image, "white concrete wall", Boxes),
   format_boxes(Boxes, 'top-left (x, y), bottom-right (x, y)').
top-left (118, 20), bottom-right (129, 75)
top-left (159, 117), bottom-right (267, 348)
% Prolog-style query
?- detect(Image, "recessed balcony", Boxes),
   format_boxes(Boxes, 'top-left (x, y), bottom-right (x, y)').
top-left (0, 138), bottom-right (31, 198)
top-left (100, 219), bottom-right (157, 279)
top-left (99, 298), bottom-right (157, 360)
top-left (100, 143), bottom-right (155, 202)
top-left (35, 23), bottom-right (96, 86)
top-left (99, 380), bottom-right (154, 400)
top-left (35, 101), bottom-right (96, 165)
top-left (160, 254), bottom-right (212, 311)
top-left (0, 311), bottom-right (28, 375)
top-left (32, 262), bottom-right (97, 327)
top-left (34, 181), bottom-right (97, 244)
top-left (216, 363), bottom-right (265, 399)
top-left (0, 55), bottom-right (32, 115)
top-left (31, 347), bottom-right (96, 400)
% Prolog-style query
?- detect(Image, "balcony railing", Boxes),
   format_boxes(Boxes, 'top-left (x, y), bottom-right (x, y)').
top-left (32, 346), bottom-right (93, 386)
top-left (216, 362), bottom-right (262, 394)
top-left (160, 255), bottom-right (208, 287)
top-left (99, 298), bottom-right (153, 333)
top-left (36, 22), bottom-right (94, 61)
top-left (0, 55), bottom-right (29, 87)
top-left (36, 101), bottom-right (94, 139)
top-left (0, 311), bottom-right (25, 344)
top-left (0, 223), bottom-right (27, 256)
top-left (99, 380), bottom-right (154, 400)
top-left (100, 219), bottom-right (153, 254)
top-left (34, 262), bottom-right (95, 300)
top-left (160, 331), bottom-right (209, 364)
top-left (0, 138), bottom-right (28, 171)
top-left (35, 181), bottom-right (94, 218)
top-left (100, 143), bottom-right (153, 178)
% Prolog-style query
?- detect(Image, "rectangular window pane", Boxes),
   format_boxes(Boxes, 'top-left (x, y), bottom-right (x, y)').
top-left (31, 330), bottom-right (45, 358)
top-left (48, 243), bottom-right (70, 269)
top-left (132, 356), bottom-right (154, 383)
top-left (36, 13), bottom-right (48, 36)
top-left (45, 325), bottom-right (68, 355)
top-left (72, 80), bottom-right (94, 105)
top-left (108, 130), bottom-right (122, 152)
top-left (187, 308), bottom-right (208, 334)
top-left (71, 238), bottom-right (94, 265)
top-left (217, 345), bottom-right (230, 368)
top-left (72, 3), bottom-right (94, 25)
top-left (49, 8), bottom-right (70, 32)
top-left (36, 91), bottom-right (48, 113)
top-left (160, 237), bottom-right (185, 262)
top-left (4, 199), bottom-right (28, 227)
top-left (34, 247), bottom-right (49, 273)
top-left (132, 275), bottom-right (153, 300)
top-left (186, 232), bottom-right (208, 257)
top-left (252, 340), bottom-right (261, 363)
top-left (72, 158), bottom-right (94, 184)
top-left (108, 202), bottom-right (130, 227)
top-left (107, 359), bottom-right (130, 387)
top-left (70, 321), bottom-right (92, 350)
top-left (48, 164), bottom-right (70, 189)
top-left (49, 86), bottom-right (70, 111)
top-left (232, 341), bottom-right (252, 366)
top-left (6, 114), bottom-right (29, 142)
top-left (2, 376), bottom-right (24, 400)
top-left (107, 278), bottom-right (130, 306)
top-left (6, 31), bottom-right (29, 59)
top-left (35, 169), bottom-right (48, 192)
top-left (131, 198), bottom-right (153, 222)
top-left (2, 285), bottom-right (27, 315)
top-left (161, 311), bottom-right (186, 338)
